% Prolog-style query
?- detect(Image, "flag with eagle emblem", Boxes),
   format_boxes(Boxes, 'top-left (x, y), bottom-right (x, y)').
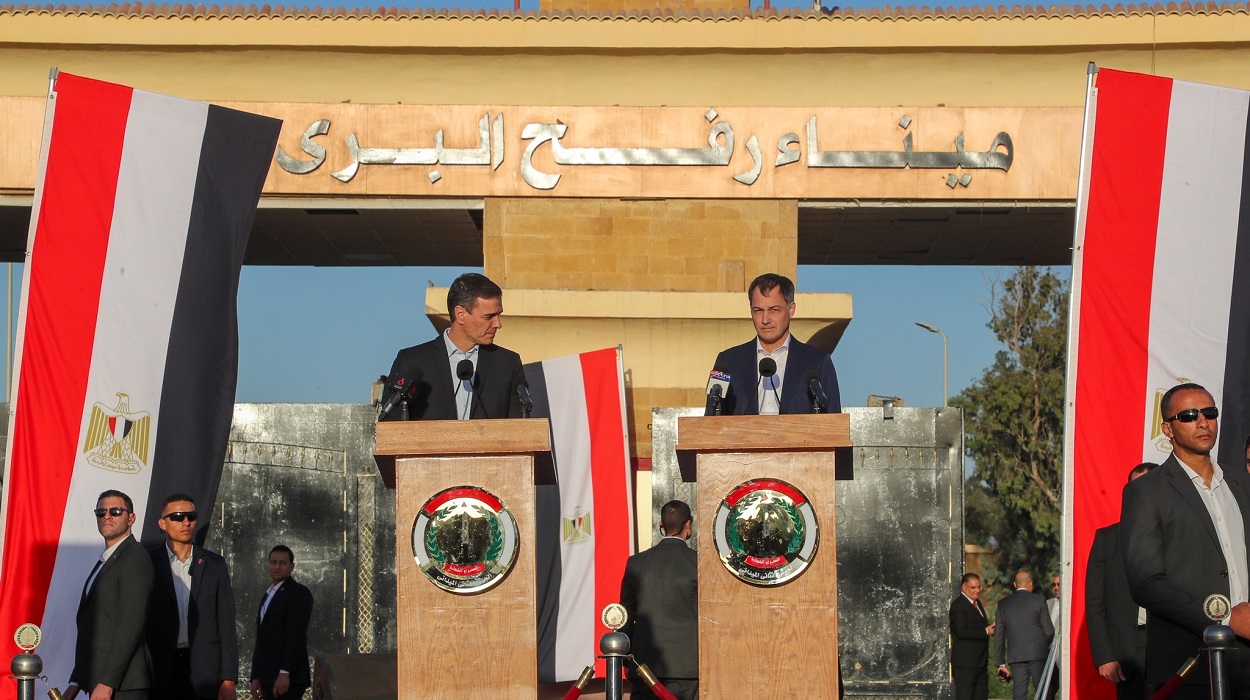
top-left (0, 71), bottom-right (279, 684)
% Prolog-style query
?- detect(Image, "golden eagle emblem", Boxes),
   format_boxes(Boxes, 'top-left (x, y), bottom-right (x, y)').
top-left (561, 507), bottom-right (593, 545)
top-left (83, 393), bottom-right (151, 473)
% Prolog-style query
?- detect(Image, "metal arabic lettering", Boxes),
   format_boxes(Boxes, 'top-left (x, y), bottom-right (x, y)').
top-left (274, 109), bottom-right (1015, 191)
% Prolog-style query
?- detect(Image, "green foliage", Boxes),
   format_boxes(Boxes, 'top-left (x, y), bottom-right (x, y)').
top-left (953, 267), bottom-right (1068, 583)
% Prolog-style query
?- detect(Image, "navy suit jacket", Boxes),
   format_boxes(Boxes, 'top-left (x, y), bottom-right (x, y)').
top-left (147, 544), bottom-right (239, 697)
top-left (72, 535), bottom-right (154, 692)
top-left (705, 336), bottom-right (841, 416)
top-left (619, 537), bottom-right (699, 680)
top-left (250, 577), bottom-right (313, 688)
top-left (379, 336), bottom-right (526, 420)
top-left (1121, 454), bottom-right (1250, 683)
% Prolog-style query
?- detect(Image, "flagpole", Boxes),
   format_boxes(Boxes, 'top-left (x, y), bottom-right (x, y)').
top-left (1057, 60), bottom-right (1099, 700)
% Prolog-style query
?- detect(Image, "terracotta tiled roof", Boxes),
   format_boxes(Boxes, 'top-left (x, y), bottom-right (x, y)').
top-left (0, 0), bottom-right (1244, 18)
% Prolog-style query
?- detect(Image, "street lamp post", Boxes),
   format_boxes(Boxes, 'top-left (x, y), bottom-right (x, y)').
top-left (915, 322), bottom-right (948, 407)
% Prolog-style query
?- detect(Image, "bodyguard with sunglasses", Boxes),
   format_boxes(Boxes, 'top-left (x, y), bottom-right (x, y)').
top-left (65, 490), bottom-right (154, 700)
top-left (1122, 383), bottom-right (1250, 699)
top-left (146, 493), bottom-right (239, 700)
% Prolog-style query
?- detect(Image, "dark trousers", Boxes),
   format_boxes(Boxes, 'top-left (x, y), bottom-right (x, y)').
top-left (160, 647), bottom-right (210, 700)
top-left (953, 665), bottom-right (988, 700)
top-left (1008, 660), bottom-right (1046, 700)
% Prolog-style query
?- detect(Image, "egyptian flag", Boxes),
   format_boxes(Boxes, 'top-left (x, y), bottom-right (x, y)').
top-left (525, 347), bottom-right (634, 681)
top-left (0, 72), bottom-right (279, 683)
top-left (1063, 67), bottom-right (1250, 699)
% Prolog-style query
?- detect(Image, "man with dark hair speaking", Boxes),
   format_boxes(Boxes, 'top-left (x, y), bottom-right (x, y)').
top-left (1122, 382), bottom-right (1250, 698)
top-left (620, 500), bottom-right (698, 700)
top-left (379, 272), bottom-right (527, 420)
top-left (704, 272), bottom-right (840, 416)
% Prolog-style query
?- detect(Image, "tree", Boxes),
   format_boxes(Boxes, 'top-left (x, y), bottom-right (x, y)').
top-left (953, 267), bottom-right (1068, 586)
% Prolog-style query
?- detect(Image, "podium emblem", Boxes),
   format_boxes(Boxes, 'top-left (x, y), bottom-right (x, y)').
top-left (412, 486), bottom-right (519, 594)
top-left (712, 478), bottom-right (819, 586)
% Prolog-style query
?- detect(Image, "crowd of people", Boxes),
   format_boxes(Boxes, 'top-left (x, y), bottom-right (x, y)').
top-left (69, 489), bottom-right (312, 700)
top-left (952, 383), bottom-right (1250, 700)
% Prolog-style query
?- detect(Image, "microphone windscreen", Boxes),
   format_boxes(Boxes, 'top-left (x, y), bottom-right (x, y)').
top-left (456, 359), bottom-right (474, 381)
top-left (758, 357), bottom-right (777, 378)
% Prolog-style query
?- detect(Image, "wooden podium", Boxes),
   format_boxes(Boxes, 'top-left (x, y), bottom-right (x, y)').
top-left (676, 413), bottom-right (851, 699)
top-left (374, 419), bottom-right (552, 699)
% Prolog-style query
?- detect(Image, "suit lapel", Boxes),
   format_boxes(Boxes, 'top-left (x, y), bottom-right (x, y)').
top-left (424, 339), bottom-right (457, 419)
top-left (1164, 457), bottom-right (1221, 547)
top-left (474, 346), bottom-right (492, 419)
top-left (779, 340), bottom-right (805, 413)
top-left (1224, 470), bottom-right (1250, 547)
top-left (189, 546), bottom-right (204, 599)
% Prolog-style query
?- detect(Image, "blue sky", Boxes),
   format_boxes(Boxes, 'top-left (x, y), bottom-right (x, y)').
top-left (222, 263), bottom-right (1063, 408)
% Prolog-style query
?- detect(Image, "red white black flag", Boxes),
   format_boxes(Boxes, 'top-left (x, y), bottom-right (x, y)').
top-left (0, 72), bottom-right (279, 682)
top-left (1065, 67), bottom-right (1250, 699)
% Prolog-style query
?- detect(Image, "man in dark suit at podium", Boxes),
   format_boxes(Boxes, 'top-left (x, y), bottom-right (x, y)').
top-left (1086, 462), bottom-right (1156, 700)
top-left (704, 273), bottom-right (840, 416)
top-left (950, 572), bottom-right (994, 700)
top-left (620, 500), bottom-right (698, 700)
top-left (379, 273), bottom-right (527, 421)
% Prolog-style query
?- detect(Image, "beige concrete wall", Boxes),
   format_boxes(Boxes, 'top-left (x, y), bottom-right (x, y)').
top-left (483, 199), bottom-right (797, 292)
top-left (0, 10), bottom-right (1248, 109)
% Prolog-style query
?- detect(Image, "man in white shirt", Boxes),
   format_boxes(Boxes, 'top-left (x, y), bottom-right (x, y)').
top-left (1122, 383), bottom-right (1250, 699)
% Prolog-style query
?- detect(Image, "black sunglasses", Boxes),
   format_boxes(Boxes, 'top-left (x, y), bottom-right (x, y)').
top-left (1165, 407), bottom-right (1219, 423)
top-left (162, 511), bottom-right (198, 523)
top-left (93, 507), bottom-right (128, 518)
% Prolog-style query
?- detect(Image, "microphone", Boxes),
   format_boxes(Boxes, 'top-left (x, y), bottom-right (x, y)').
top-left (806, 371), bottom-right (828, 414)
top-left (705, 368), bottom-right (730, 416)
top-left (377, 368), bottom-right (422, 421)
top-left (758, 357), bottom-right (781, 414)
top-left (758, 357), bottom-right (777, 378)
top-left (517, 384), bottom-right (534, 418)
top-left (454, 359), bottom-right (479, 419)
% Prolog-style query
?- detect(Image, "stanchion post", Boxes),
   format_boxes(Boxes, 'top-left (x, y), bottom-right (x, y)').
top-left (1205, 625), bottom-right (1235, 700)
top-left (600, 628), bottom-right (629, 700)
top-left (10, 651), bottom-right (41, 700)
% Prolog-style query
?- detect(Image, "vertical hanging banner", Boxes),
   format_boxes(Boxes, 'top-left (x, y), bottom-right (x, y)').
top-left (0, 71), bottom-right (280, 684)
top-left (1063, 67), bottom-right (1250, 699)
top-left (524, 347), bottom-right (634, 682)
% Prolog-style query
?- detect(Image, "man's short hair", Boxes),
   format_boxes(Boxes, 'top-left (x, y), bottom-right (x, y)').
top-left (270, 544), bottom-right (295, 564)
top-left (161, 492), bottom-right (196, 508)
top-left (446, 273), bottom-right (503, 317)
top-left (1244, 433), bottom-right (1250, 452)
top-left (659, 500), bottom-right (692, 536)
top-left (1128, 462), bottom-right (1160, 482)
top-left (960, 572), bottom-right (981, 585)
top-left (1160, 382), bottom-right (1210, 419)
top-left (97, 489), bottom-right (134, 512)
top-left (747, 273), bottom-right (795, 305)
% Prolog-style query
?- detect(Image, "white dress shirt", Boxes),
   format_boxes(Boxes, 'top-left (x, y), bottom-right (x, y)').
top-left (755, 335), bottom-right (791, 415)
top-left (1177, 457), bottom-right (1250, 609)
top-left (167, 544), bottom-right (193, 648)
top-left (443, 329), bottom-right (479, 420)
